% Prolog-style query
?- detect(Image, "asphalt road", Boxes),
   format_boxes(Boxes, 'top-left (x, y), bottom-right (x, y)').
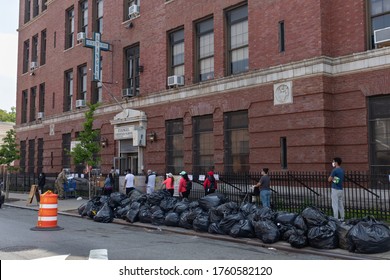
top-left (0, 206), bottom-right (337, 260)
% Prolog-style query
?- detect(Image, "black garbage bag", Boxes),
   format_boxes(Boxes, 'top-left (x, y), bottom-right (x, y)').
top-left (229, 219), bottom-right (254, 238)
top-left (179, 211), bottom-right (193, 229)
top-left (173, 200), bottom-right (190, 214)
top-left (151, 209), bottom-right (165, 226)
top-left (301, 206), bottom-right (328, 227)
top-left (209, 208), bottom-right (223, 224)
top-left (109, 192), bottom-right (127, 208)
top-left (94, 203), bottom-right (114, 223)
top-left (252, 207), bottom-right (275, 221)
top-left (240, 202), bottom-right (257, 218)
top-left (120, 197), bottom-right (132, 207)
top-left (198, 193), bottom-right (227, 211)
top-left (82, 198), bottom-right (102, 218)
top-left (160, 197), bottom-right (178, 212)
top-left (253, 220), bottom-right (280, 244)
top-left (208, 222), bottom-right (226, 235)
top-left (337, 222), bottom-right (353, 250)
top-left (193, 214), bottom-right (210, 232)
top-left (216, 202), bottom-right (239, 216)
top-left (126, 201), bottom-right (141, 223)
top-left (187, 207), bottom-right (204, 224)
top-left (147, 191), bottom-right (166, 206)
top-left (78, 203), bottom-right (87, 215)
top-left (293, 215), bottom-right (308, 232)
top-left (289, 231), bottom-right (308, 249)
top-left (139, 205), bottom-right (153, 223)
top-left (128, 188), bottom-right (143, 201)
top-left (307, 220), bottom-right (338, 249)
top-left (219, 213), bottom-right (244, 234)
top-left (275, 211), bottom-right (298, 226)
top-left (347, 217), bottom-right (390, 254)
top-left (165, 212), bottom-right (180, 227)
top-left (116, 205), bottom-right (131, 219)
top-left (189, 200), bottom-right (200, 209)
top-left (278, 224), bottom-right (295, 241)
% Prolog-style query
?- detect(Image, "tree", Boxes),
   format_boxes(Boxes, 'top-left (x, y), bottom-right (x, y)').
top-left (69, 103), bottom-right (101, 199)
top-left (0, 107), bottom-right (16, 123)
top-left (0, 129), bottom-right (20, 199)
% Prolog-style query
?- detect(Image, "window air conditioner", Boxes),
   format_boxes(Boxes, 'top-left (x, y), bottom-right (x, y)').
top-left (77, 32), bottom-right (86, 42)
top-left (167, 75), bottom-right (185, 87)
top-left (128, 5), bottom-right (140, 18)
top-left (374, 27), bottom-right (390, 45)
top-left (76, 99), bottom-right (86, 108)
top-left (30, 61), bottom-right (38, 71)
top-left (122, 88), bottom-right (134, 98)
top-left (37, 112), bottom-right (44, 119)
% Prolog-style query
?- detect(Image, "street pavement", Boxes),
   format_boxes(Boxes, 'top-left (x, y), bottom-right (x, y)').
top-left (3, 192), bottom-right (390, 260)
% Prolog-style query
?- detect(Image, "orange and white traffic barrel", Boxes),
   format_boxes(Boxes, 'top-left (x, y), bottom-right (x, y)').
top-left (31, 191), bottom-right (63, 231)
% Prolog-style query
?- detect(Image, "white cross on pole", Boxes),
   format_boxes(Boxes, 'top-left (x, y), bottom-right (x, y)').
top-left (83, 32), bottom-right (110, 81)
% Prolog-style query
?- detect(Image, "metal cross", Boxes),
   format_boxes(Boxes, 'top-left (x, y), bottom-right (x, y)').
top-left (83, 32), bottom-right (110, 81)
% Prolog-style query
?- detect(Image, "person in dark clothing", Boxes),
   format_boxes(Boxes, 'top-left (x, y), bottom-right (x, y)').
top-left (253, 168), bottom-right (271, 208)
top-left (38, 172), bottom-right (46, 195)
top-left (203, 171), bottom-right (218, 196)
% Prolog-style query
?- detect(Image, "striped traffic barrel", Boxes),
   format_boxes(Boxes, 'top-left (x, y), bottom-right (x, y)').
top-left (31, 191), bottom-right (63, 231)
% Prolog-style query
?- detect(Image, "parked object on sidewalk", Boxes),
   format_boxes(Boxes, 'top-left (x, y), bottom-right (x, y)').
top-left (94, 203), bottom-right (114, 223)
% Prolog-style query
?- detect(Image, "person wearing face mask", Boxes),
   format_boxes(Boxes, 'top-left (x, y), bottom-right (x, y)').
top-left (328, 157), bottom-right (345, 221)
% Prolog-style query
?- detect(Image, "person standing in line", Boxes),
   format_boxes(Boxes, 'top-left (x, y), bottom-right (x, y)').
top-left (179, 171), bottom-right (191, 198)
top-left (253, 168), bottom-right (271, 208)
top-left (203, 170), bottom-right (218, 196)
top-left (55, 168), bottom-right (67, 199)
top-left (124, 169), bottom-right (135, 195)
top-left (162, 173), bottom-right (174, 196)
top-left (145, 170), bottom-right (156, 194)
top-left (328, 157), bottom-right (345, 221)
top-left (103, 173), bottom-right (114, 196)
top-left (38, 172), bottom-right (46, 195)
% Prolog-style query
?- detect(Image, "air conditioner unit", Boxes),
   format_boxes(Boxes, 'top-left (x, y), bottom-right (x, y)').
top-left (374, 27), bottom-right (390, 44)
top-left (30, 61), bottom-right (38, 71)
top-left (37, 112), bottom-right (44, 119)
top-left (167, 75), bottom-right (185, 87)
top-left (77, 32), bottom-right (86, 42)
top-left (122, 88), bottom-right (134, 98)
top-left (128, 4), bottom-right (140, 18)
top-left (76, 99), bottom-right (86, 108)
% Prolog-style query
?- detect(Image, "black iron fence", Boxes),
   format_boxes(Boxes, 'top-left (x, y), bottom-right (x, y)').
top-left (4, 171), bottom-right (390, 221)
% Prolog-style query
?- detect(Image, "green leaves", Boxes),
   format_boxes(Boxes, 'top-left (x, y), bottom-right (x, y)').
top-left (0, 129), bottom-right (20, 170)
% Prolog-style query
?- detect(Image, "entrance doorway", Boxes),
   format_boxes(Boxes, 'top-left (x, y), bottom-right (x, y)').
top-left (114, 154), bottom-right (138, 175)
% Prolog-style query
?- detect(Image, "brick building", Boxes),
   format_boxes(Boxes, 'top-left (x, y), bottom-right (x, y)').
top-left (15, 0), bottom-right (390, 176)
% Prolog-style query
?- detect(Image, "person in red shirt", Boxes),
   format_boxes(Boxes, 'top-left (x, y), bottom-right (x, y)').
top-left (203, 171), bottom-right (217, 196)
top-left (162, 173), bottom-right (174, 196)
top-left (179, 171), bottom-right (191, 198)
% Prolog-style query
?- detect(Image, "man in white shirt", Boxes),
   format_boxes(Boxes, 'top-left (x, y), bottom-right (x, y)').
top-left (124, 169), bottom-right (135, 195)
top-left (145, 170), bottom-right (156, 194)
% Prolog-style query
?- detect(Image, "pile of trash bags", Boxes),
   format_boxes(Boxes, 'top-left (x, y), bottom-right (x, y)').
top-left (77, 190), bottom-right (390, 254)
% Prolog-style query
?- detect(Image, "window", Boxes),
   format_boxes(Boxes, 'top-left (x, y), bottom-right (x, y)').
top-left (124, 45), bottom-right (140, 96)
top-left (65, 7), bottom-right (75, 49)
top-left (279, 21), bottom-right (285, 52)
top-left (64, 70), bottom-right (73, 112)
top-left (166, 119), bottom-right (184, 174)
top-left (33, 0), bottom-right (39, 17)
top-left (95, 0), bottom-right (104, 33)
top-left (23, 39), bottom-right (30, 74)
top-left (370, 0), bottom-right (390, 48)
top-left (21, 90), bottom-right (28, 123)
top-left (193, 115), bottom-right (214, 173)
top-left (37, 138), bottom-right (44, 174)
top-left (62, 133), bottom-right (72, 168)
top-left (30, 86), bottom-right (37, 122)
top-left (24, 0), bottom-right (31, 23)
top-left (32, 34), bottom-right (38, 64)
top-left (79, 1), bottom-right (88, 36)
top-left (28, 139), bottom-right (35, 174)
top-left (196, 18), bottom-right (214, 82)
top-left (226, 5), bottom-right (248, 75)
top-left (369, 95), bottom-right (390, 174)
top-left (40, 29), bottom-right (46, 65)
top-left (39, 83), bottom-right (45, 113)
top-left (20, 141), bottom-right (26, 172)
top-left (78, 65), bottom-right (88, 101)
top-left (224, 110), bottom-right (249, 172)
top-left (42, 0), bottom-right (47, 12)
top-left (124, 0), bottom-right (139, 21)
top-left (169, 29), bottom-right (185, 76)
top-left (280, 137), bottom-right (287, 169)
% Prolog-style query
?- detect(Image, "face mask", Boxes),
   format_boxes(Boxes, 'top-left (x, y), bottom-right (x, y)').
top-left (332, 162), bottom-right (336, 167)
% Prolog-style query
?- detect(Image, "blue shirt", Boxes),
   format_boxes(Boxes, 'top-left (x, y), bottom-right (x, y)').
top-left (330, 167), bottom-right (344, 190)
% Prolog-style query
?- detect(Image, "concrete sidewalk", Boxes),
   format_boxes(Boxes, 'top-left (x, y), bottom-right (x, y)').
top-left (3, 192), bottom-right (390, 260)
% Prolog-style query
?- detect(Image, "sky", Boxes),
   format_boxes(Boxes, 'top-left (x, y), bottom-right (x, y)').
top-left (0, 0), bottom-right (19, 112)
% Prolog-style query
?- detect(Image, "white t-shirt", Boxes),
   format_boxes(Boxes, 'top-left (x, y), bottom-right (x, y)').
top-left (124, 173), bottom-right (135, 188)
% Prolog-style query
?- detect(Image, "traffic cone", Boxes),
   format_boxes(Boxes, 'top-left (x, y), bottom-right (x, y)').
top-left (31, 191), bottom-right (63, 231)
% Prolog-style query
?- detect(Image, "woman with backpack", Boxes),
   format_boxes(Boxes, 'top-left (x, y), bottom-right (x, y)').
top-left (203, 171), bottom-right (217, 196)
top-left (179, 171), bottom-right (191, 198)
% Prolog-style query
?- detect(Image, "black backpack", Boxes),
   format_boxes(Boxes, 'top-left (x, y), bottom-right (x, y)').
top-left (208, 175), bottom-right (216, 190)
top-left (186, 180), bottom-right (192, 191)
